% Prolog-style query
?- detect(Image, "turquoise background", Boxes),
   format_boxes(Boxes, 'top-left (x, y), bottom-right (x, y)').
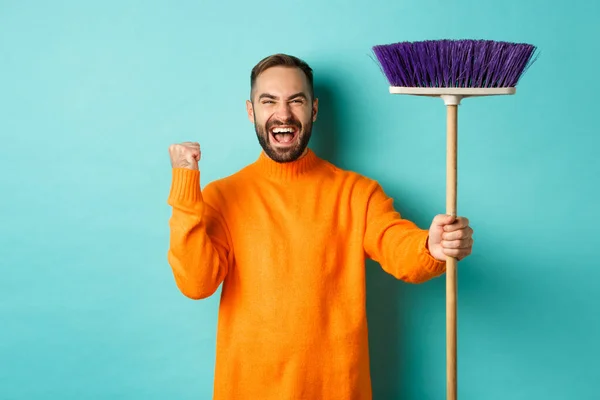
top-left (1, 1), bottom-right (598, 399)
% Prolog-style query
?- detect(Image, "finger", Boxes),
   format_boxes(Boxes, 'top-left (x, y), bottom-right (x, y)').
top-left (182, 142), bottom-right (200, 149)
top-left (443, 247), bottom-right (472, 260)
top-left (441, 238), bottom-right (473, 249)
top-left (186, 150), bottom-right (200, 162)
top-left (190, 147), bottom-right (201, 159)
top-left (443, 248), bottom-right (462, 258)
top-left (442, 227), bottom-right (473, 241)
top-left (169, 143), bottom-right (199, 155)
top-left (444, 217), bottom-right (470, 232)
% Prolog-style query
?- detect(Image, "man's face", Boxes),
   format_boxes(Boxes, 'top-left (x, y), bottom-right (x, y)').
top-left (246, 66), bottom-right (318, 163)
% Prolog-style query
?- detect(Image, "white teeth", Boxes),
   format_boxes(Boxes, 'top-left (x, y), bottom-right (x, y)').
top-left (272, 127), bottom-right (294, 133)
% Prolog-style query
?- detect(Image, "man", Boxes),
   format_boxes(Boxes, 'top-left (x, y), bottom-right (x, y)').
top-left (166, 54), bottom-right (473, 400)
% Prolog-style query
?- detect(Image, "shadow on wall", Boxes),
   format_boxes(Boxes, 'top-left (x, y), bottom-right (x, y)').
top-left (310, 80), bottom-right (339, 164)
top-left (310, 75), bottom-right (414, 399)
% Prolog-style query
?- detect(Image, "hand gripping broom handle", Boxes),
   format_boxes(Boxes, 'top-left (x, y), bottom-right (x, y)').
top-left (444, 97), bottom-right (459, 400)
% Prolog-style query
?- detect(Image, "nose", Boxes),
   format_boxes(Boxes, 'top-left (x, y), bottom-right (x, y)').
top-left (275, 101), bottom-right (292, 120)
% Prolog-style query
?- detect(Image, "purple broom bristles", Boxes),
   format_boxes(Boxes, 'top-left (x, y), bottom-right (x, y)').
top-left (372, 39), bottom-right (538, 88)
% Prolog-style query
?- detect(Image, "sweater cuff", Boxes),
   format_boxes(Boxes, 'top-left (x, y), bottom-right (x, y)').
top-left (420, 231), bottom-right (446, 274)
top-left (168, 168), bottom-right (202, 206)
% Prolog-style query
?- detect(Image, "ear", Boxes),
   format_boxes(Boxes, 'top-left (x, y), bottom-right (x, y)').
top-left (312, 97), bottom-right (319, 122)
top-left (246, 100), bottom-right (255, 124)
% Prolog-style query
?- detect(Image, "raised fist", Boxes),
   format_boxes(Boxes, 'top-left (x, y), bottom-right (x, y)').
top-left (169, 142), bottom-right (201, 170)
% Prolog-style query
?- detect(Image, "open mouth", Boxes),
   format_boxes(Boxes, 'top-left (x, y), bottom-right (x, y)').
top-left (269, 126), bottom-right (299, 146)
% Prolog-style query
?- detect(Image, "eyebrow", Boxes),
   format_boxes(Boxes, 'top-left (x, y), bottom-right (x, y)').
top-left (258, 92), bottom-right (308, 101)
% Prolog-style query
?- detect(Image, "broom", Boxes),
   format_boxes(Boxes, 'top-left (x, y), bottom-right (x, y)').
top-left (371, 39), bottom-right (538, 400)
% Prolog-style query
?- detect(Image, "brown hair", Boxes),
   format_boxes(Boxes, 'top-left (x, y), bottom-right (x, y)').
top-left (250, 53), bottom-right (314, 100)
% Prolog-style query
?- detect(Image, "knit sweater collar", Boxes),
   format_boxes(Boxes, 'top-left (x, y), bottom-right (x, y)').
top-left (253, 148), bottom-right (321, 181)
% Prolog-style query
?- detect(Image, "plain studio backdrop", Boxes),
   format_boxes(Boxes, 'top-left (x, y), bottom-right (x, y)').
top-left (1, 1), bottom-right (598, 399)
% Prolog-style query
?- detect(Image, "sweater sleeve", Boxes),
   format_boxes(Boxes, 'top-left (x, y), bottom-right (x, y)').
top-left (166, 168), bottom-right (232, 299)
top-left (363, 181), bottom-right (446, 283)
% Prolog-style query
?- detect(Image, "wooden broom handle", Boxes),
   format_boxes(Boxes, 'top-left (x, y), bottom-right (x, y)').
top-left (446, 104), bottom-right (458, 400)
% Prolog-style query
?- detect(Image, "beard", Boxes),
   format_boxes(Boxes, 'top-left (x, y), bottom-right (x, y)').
top-left (255, 115), bottom-right (312, 163)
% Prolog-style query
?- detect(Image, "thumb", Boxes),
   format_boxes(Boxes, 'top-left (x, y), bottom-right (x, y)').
top-left (431, 213), bottom-right (456, 228)
top-left (429, 214), bottom-right (455, 243)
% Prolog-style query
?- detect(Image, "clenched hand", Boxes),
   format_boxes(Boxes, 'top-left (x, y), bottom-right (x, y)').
top-left (169, 142), bottom-right (201, 170)
top-left (427, 214), bottom-right (474, 262)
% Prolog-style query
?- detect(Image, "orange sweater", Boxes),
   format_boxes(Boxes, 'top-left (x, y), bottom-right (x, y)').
top-left (167, 149), bottom-right (445, 400)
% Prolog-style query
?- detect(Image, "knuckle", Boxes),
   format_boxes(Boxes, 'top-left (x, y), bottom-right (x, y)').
top-left (444, 248), bottom-right (458, 256)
